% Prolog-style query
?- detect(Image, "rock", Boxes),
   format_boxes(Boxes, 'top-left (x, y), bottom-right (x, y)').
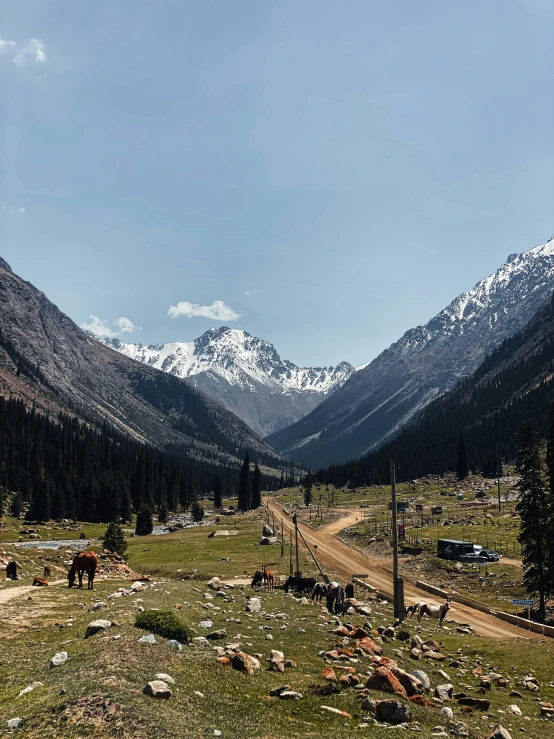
top-left (434, 684), bottom-right (454, 701)
top-left (279, 691), bottom-right (302, 700)
top-left (456, 697), bottom-right (490, 711)
top-left (366, 667), bottom-right (408, 699)
top-left (129, 582), bottom-right (144, 592)
top-left (91, 601), bottom-right (107, 611)
top-left (480, 678), bottom-right (492, 691)
top-left (262, 524), bottom-right (274, 537)
top-left (155, 673), bottom-right (175, 684)
top-left (246, 597), bottom-right (261, 613)
top-left (269, 650), bottom-right (285, 673)
top-left (6, 718), bottom-right (23, 730)
top-left (321, 706), bottom-right (351, 718)
top-left (396, 629), bottom-right (411, 642)
top-left (49, 652), bottom-right (68, 669)
top-left (194, 691), bottom-right (204, 698)
top-left (440, 706), bottom-right (453, 721)
top-left (486, 726), bottom-right (513, 739)
top-left (506, 704), bottom-right (522, 716)
top-left (541, 703), bottom-right (554, 717)
top-left (265, 633), bottom-right (273, 641)
top-left (411, 635), bottom-right (423, 648)
top-left (260, 537), bottom-right (277, 545)
top-left (322, 667), bottom-right (337, 682)
top-left (85, 619), bottom-right (112, 639)
top-left (374, 699), bottom-right (411, 725)
top-left (410, 648), bottom-right (423, 660)
top-left (390, 667), bottom-right (424, 697)
top-left (17, 682), bottom-right (43, 698)
top-left (356, 605), bottom-right (373, 617)
top-left (230, 651), bottom-right (261, 676)
top-left (207, 577), bottom-right (221, 590)
top-left (166, 639), bottom-right (183, 651)
top-left (426, 651), bottom-right (446, 661)
top-left (198, 620), bottom-right (214, 629)
top-left (422, 639), bottom-right (440, 652)
top-left (206, 630), bottom-right (227, 640)
top-left (410, 670), bottom-right (430, 691)
top-left (508, 690), bottom-right (522, 698)
top-left (143, 680), bottom-right (172, 699)
top-left (270, 685), bottom-right (291, 696)
top-left (193, 637), bottom-right (210, 648)
top-left (448, 723), bottom-right (470, 737)
top-left (138, 634), bottom-right (157, 644)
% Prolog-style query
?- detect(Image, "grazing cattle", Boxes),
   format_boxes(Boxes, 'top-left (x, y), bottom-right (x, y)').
top-left (43, 565), bottom-right (51, 578)
top-left (326, 582), bottom-right (345, 615)
top-left (6, 561), bottom-right (19, 580)
top-left (310, 582), bottom-right (327, 603)
top-left (68, 551), bottom-right (98, 590)
top-left (251, 570), bottom-right (264, 588)
top-left (33, 577), bottom-right (48, 587)
top-left (284, 576), bottom-right (316, 594)
top-left (406, 600), bottom-right (451, 624)
top-left (262, 565), bottom-right (274, 592)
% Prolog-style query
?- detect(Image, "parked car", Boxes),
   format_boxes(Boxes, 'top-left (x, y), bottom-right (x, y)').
top-left (459, 549), bottom-right (499, 563)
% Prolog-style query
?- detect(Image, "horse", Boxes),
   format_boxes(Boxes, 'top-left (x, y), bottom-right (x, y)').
top-left (284, 576), bottom-right (316, 594)
top-left (68, 551), bottom-right (98, 590)
top-left (261, 564), bottom-right (274, 592)
top-left (326, 581), bottom-right (345, 615)
top-left (251, 570), bottom-right (264, 588)
top-left (6, 561), bottom-right (19, 580)
top-left (310, 582), bottom-right (327, 603)
top-left (406, 599), bottom-right (451, 624)
top-left (43, 564), bottom-right (51, 578)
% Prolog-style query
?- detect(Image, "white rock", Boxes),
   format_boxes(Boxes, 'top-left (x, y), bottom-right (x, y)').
top-left (440, 707), bottom-right (454, 721)
top-left (49, 652), bottom-right (68, 669)
top-left (85, 619), bottom-right (113, 638)
top-left (166, 639), bottom-right (183, 651)
top-left (7, 718), bottom-right (23, 730)
top-left (17, 682), bottom-right (43, 699)
top-left (506, 705), bottom-right (522, 716)
top-left (143, 680), bottom-right (172, 699)
top-left (155, 673), bottom-right (175, 685)
top-left (138, 634), bottom-right (157, 644)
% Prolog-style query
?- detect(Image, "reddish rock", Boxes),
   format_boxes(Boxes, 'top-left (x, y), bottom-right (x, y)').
top-left (366, 667), bottom-right (408, 700)
top-left (321, 667), bottom-right (337, 682)
top-left (349, 627), bottom-right (370, 639)
top-left (390, 666), bottom-right (425, 697)
top-left (410, 694), bottom-right (432, 707)
top-left (333, 626), bottom-right (350, 636)
top-left (217, 657), bottom-right (230, 665)
top-left (356, 637), bottom-right (382, 656)
top-left (230, 651), bottom-right (261, 676)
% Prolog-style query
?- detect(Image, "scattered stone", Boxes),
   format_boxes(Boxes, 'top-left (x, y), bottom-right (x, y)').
top-left (506, 705), bottom-right (522, 716)
top-left (508, 690), bottom-right (522, 698)
top-left (230, 651), bottom-right (261, 676)
top-left (49, 652), bottom-right (68, 669)
top-left (440, 707), bottom-right (454, 721)
top-left (366, 667), bottom-right (408, 699)
top-left (410, 670), bottom-right (430, 691)
top-left (374, 699), bottom-right (411, 725)
top-left (434, 684), bottom-right (454, 701)
top-left (91, 601), bottom-right (107, 611)
top-left (193, 637), bottom-right (211, 648)
top-left (246, 597), bottom-right (261, 613)
top-left (166, 639), bottom-right (183, 651)
top-left (155, 673), bottom-right (175, 685)
top-left (270, 685), bottom-right (291, 696)
top-left (541, 703), bottom-right (554, 717)
top-left (198, 620), bottom-right (214, 629)
top-left (84, 619), bottom-right (112, 639)
top-left (486, 726), bottom-right (513, 739)
top-left (322, 667), bottom-right (337, 682)
top-left (138, 634), bottom-right (157, 645)
top-left (207, 577), bottom-right (221, 590)
top-left (17, 682), bottom-right (43, 699)
top-left (321, 706), bottom-right (351, 718)
top-left (396, 629), bottom-right (411, 642)
top-left (143, 680), bottom-right (172, 699)
top-left (206, 630), bottom-right (227, 641)
top-left (279, 691), bottom-right (302, 700)
top-left (194, 691), bottom-right (204, 698)
top-left (262, 524), bottom-right (274, 537)
top-left (6, 718), bottom-right (23, 730)
top-left (456, 696), bottom-right (490, 711)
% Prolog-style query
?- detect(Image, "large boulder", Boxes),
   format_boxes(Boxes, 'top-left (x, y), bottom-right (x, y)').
top-left (260, 537), bottom-right (277, 545)
top-left (389, 666), bottom-right (425, 697)
top-left (434, 684), bottom-right (454, 701)
top-left (207, 577), bottom-right (221, 590)
top-left (375, 699), bottom-right (411, 725)
top-left (246, 597), bottom-right (261, 613)
top-left (230, 652), bottom-right (261, 676)
top-left (85, 619), bottom-right (112, 639)
top-left (366, 667), bottom-right (408, 699)
top-left (49, 652), bottom-right (68, 669)
top-left (262, 525), bottom-right (274, 537)
top-left (486, 727), bottom-right (513, 739)
top-left (143, 680), bottom-right (172, 699)
top-left (410, 670), bottom-right (430, 691)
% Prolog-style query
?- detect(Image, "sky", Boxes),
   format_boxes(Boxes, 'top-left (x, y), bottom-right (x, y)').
top-left (1, 0), bottom-right (553, 368)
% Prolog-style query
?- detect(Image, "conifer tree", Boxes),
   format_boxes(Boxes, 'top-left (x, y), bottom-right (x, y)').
top-left (456, 435), bottom-right (469, 480)
top-left (303, 471), bottom-right (313, 507)
top-left (11, 491), bottom-right (23, 518)
top-left (191, 501), bottom-right (205, 522)
top-left (158, 499), bottom-right (168, 524)
top-left (135, 506), bottom-right (154, 536)
top-left (237, 452), bottom-right (252, 512)
top-left (104, 521), bottom-right (127, 557)
top-left (213, 476), bottom-right (223, 509)
top-left (251, 464), bottom-right (262, 509)
top-left (516, 422), bottom-right (548, 620)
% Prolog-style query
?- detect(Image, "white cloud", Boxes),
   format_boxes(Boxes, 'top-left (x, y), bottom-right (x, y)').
top-left (80, 315), bottom-right (141, 338)
top-left (1, 205), bottom-right (25, 214)
top-left (0, 38), bottom-right (16, 55)
top-left (168, 300), bottom-right (241, 321)
top-left (245, 289), bottom-right (259, 296)
top-left (13, 38), bottom-right (47, 67)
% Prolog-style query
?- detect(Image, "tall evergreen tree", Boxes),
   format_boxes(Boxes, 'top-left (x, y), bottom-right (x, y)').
top-left (135, 506), bottom-right (154, 536)
top-left (303, 471), bottom-right (314, 507)
top-left (237, 452), bottom-right (252, 512)
top-left (213, 476), bottom-right (223, 509)
top-left (251, 464), bottom-right (262, 509)
top-left (516, 422), bottom-right (548, 620)
top-left (104, 521), bottom-right (127, 557)
top-left (456, 435), bottom-right (469, 480)
top-left (11, 491), bottom-right (23, 518)
top-left (191, 501), bottom-right (204, 522)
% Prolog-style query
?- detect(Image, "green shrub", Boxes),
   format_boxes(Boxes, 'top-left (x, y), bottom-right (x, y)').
top-left (134, 609), bottom-right (191, 643)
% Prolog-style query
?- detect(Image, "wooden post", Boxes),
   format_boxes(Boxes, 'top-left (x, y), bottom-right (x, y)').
top-left (391, 459), bottom-right (405, 622)
top-left (293, 514), bottom-right (300, 577)
top-left (281, 519), bottom-right (284, 558)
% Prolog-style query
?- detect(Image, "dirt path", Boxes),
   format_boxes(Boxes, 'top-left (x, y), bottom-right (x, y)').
top-left (0, 579), bottom-right (66, 606)
top-left (266, 498), bottom-right (539, 640)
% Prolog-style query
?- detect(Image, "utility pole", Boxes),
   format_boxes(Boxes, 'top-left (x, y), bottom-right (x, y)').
top-left (497, 450), bottom-right (501, 513)
top-left (391, 459), bottom-right (405, 622)
top-left (289, 535), bottom-right (293, 575)
top-left (281, 518), bottom-right (284, 558)
top-left (293, 514), bottom-right (301, 577)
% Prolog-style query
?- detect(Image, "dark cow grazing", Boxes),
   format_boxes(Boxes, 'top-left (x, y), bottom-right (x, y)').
top-left (43, 565), bottom-right (51, 578)
top-left (6, 561), bottom-right (19, 580)
top-left (33, 577), bottom-right (48, 587)
top-left (251, 570), bottom-right (264, 588)
top-left (284, 576), bottom-right (316, 594)
top-left (68, 551), bottom-right (98, 590)
top-left (326, 582), bottom-right (345, 615)
top-left (345, 582), bottom-right (355, 599)
top-left (310, 582), bottom-right (327, 603)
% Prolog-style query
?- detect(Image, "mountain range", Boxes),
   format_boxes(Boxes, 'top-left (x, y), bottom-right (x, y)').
top-left (0, 258), bottom-right (278, 467)
top-left (267, 238), bottom-right (554, 467)
top-left (100, 329), bottom-right (355, 437)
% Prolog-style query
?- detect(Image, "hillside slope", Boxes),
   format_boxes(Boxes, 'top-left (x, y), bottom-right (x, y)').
top-left (322, 291), bottom-right (554, 486)
top-left (102, 329), bottom-right (354, 437)
top-left (0, 258), bottom-right (278, 466)
top-left (268, 238), bottom-right (554, 467)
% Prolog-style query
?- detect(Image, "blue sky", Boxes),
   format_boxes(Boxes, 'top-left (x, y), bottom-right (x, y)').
top-left (1, 0), bottom-right (553, 367)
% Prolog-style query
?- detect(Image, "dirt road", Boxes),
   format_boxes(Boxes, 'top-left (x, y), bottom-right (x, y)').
top-left (266, 499), bottom-right (539, 640)
top-left (0, 580), bottom-right (66, 606)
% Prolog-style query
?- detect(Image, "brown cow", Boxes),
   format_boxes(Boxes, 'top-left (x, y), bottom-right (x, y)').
top-left (33, 577), bottom-right (48, 587)
top-left (43, 564), bottom-right (51, 578)
top-left (261, 564), bottom-right (274, 592)
top-left (68, 551), bottom-right (98, 590)
top-left (6, 561), bottom-right (19, 580)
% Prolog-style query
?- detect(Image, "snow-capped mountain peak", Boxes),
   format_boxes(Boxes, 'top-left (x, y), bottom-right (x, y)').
top-left (101, 328), bottom-right (354, 437)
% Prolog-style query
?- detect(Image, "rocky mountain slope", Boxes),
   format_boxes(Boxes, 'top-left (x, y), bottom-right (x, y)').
top-left (0, 258), bottom-right (278, 466)
top-left (101, 329), bottom-right (354, 437)
top-left (267, 238), bottom-right (554, 467)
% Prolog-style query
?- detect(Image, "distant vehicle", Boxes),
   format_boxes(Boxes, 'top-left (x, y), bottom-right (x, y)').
top-left (431, 505), bottom-right (443, 515)
top-left (478, 549), bottom-right (500, 562)
top-left (457, 493), bottom-right (464, 500)
top-left (437, 539), bottom-right (474, 561)
top-left (459, 548), bottom-right (499, 563)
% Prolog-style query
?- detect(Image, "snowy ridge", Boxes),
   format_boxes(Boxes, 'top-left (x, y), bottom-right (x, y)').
top-left (101, 328), bottom-right (354, 437)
